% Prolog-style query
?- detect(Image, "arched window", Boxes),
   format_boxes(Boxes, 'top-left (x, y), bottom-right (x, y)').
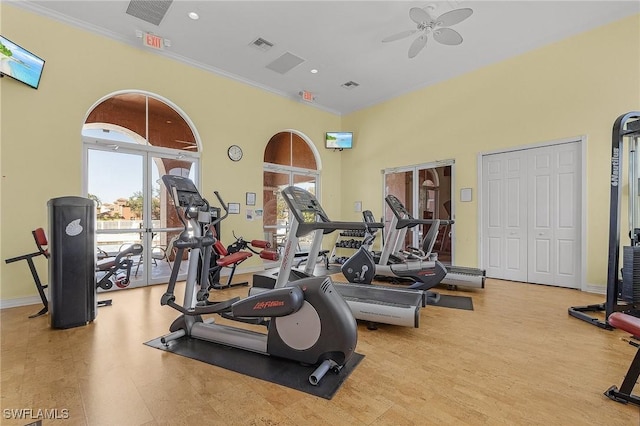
top-left (263, 131), bottom-right (320, 253)
top-left (82, 91), bottom-right (200, 288)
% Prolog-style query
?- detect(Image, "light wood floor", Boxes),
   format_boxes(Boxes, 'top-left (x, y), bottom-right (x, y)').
top-left (2, 275), bottom-right (640, 425)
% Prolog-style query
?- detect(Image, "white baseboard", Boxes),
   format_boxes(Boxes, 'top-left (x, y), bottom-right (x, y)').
top-left (0, 295), bottom-right (46, 310)
top-left (584, 283), bottom-right (606, 295)
top-left (1, 266), bottom-right (270, 310)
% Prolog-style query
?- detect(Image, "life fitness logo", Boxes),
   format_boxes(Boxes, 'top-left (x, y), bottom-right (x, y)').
top-left (65, 219), bottom-right (83, 237)
top-left (253, 300), bottom-right (285, 310)
top-left (611, 147), bottom-right (620, 187)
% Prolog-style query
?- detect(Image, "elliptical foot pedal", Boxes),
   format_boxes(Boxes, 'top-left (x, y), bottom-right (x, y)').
top-left (220, 311), bottom-right (268, 326)
top-left (196, 297), bottom-right (240, 314)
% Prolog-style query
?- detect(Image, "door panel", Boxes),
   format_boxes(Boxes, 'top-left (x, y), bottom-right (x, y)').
top-left (552, 143), bottom-right (580, 287)
top-left (88, 147), bottom-right (199, 289)
top-left (88, 148), bottom-right (146, 290)
top-left (384, 165), bottom-right (453, 261)
top-left (147, 156), bottom-right (197, 284)
top-left (483, 142), bottom-right (581, 288)
top-left (483, 152), bottom-right (527, 281)
top-left (262, 170), bottom-right (317, 255)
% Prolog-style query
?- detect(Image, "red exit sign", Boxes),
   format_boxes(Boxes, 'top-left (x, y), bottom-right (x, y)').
top-left (143, 33), bottom-right (164, 50)
top-left (301, 91), bottom-right (314, 102)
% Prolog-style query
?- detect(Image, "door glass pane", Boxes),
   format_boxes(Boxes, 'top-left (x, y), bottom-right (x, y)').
top-left (88, 148), bottom-right (145, 290)
top-left (263, 171), bottom-right (290, 253)
top-left (293, 174), bottom-right (316, 251)
top-left (264, 133), bottom-right (291, 166)
top-left (148, 156), bottom-right (197, 284)
top-left (85, 93), bottom-right (147, 142)
top-left (291, 134), bottom-right (317, 169)
top-left (148, 97), bottom-right (196, 150)
top-left (384, 170), bottom-right (413, 249)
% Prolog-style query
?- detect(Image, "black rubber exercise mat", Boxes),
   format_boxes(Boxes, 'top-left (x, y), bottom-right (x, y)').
top-left (144, 336), bottom-right (363, 399)
top-left (428, 294), bottom-right (474, 310)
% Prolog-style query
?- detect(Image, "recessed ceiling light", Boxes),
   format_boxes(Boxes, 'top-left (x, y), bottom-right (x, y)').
top-left (188, 12), bottom-right (199, 20)
top-left (310, 69), bottom-right (318, 74)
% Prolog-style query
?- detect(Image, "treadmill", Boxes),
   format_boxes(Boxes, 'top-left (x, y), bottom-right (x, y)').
top-left (382, 195), bottom-right (485, 290)
top-left (252, 186), bottom-right (425, 328)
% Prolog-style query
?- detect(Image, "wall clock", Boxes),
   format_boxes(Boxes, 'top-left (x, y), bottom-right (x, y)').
top-left (227, 145), bottom-right (243, 162)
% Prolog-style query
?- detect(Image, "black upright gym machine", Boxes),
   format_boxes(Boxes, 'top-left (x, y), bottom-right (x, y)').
top-left (569, 111), bottom-right (640, 329)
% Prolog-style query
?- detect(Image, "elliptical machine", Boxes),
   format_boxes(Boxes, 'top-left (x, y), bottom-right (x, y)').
top-left (159, 175), bottom-right (358, 385)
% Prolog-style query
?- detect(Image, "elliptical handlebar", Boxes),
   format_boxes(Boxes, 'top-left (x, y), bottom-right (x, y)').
top-left (211, 190), bottom-right (230, 228)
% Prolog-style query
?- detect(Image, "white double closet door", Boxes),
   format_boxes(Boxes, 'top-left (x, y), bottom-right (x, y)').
top-left (482, 141), bottom-right (582, 288)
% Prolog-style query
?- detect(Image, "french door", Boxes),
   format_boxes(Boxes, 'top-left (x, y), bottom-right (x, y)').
top-left (84, 140), bottom-right (199, 289)
top-left (263, 167), bottom-right (318, 255)
top-left (383, 161), bottom-right (454, 263)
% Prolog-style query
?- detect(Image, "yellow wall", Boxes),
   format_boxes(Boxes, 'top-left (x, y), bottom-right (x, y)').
top-left (1, 4), bottom-right (638, 303)
top-left (342, 14), bottom-right (640, 289)
top-left (0, 4), bottom-right (341, 300)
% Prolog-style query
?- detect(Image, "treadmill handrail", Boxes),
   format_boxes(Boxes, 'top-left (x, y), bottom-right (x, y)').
top-left (296, 221), bottom-right (383, 238)
top-left (395, 218), bottom-right (455, 229)
top-left (281, 186), bottom-right (383, 237)
top-left (385, 194), bottom-right (454, 229)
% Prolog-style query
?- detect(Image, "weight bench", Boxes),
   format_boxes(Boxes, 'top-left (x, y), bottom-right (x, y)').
top-left (605, 312), bottom-right (640, 406)
top-left (208, 240), bottom-right (253, 290)
top-left (96, 243), bottom-right (143, 291)
top-left (209, 236), bottom-right (279, 290)
top-left (4, 228), bottom-right (50, 318)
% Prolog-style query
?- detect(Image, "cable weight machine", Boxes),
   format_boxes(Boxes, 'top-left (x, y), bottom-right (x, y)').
top-left (569, 111), bottom-right (640, 329)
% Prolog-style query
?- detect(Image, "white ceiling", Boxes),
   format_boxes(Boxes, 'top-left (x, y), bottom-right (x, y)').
top-left (12, 1), bottom-right (640, 115)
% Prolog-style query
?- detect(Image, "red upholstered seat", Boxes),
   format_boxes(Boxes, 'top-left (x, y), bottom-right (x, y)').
top-left (609, 312), bottom-right (640, 336)
top-left (33, 228), bottom-right (49, 257)
top-left (216, 251), bottom-right (252, 267)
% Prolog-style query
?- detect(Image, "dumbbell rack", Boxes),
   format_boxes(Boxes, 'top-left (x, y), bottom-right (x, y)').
top-left (329, 229), bottom-right (367, 265)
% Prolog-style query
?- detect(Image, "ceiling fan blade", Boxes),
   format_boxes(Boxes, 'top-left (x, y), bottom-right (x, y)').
top-left (382, 29), bottom-right (418, 43)
top-left (408, 34), bottom-right (427, 58)
top-left (409, 7), bottom-right (431, 24)
top-left (433, 28), bottom-right (463, 45)
top-left (436, 8), bottom-right (473, 27)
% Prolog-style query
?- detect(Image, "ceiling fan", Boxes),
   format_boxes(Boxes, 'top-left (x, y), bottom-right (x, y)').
top-left (382, 6), bottom-right (473, 58)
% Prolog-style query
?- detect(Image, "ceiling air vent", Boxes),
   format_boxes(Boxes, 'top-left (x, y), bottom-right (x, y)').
top-left (250, 37), bottom-right (274, 52)
top-left (126, 0), bottom-right (173, 26)
top-left (266, 52), bottom-right (305, 75)
top-left (341, 81), bottom-right (360, 89)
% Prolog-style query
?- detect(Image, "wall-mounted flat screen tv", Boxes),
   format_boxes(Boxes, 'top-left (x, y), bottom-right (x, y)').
top-left (0, 35), bottom-right (45, 89)
top-left (325, 132), bottom-right (353, 149)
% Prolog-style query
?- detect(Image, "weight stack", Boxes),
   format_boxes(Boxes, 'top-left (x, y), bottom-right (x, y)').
top-left (48, 196), bottom-right (97, 329)
top-left (622, 246), bottom-right (640, 303)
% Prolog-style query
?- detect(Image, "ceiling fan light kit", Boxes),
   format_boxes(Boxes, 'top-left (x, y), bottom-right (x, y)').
top-left (383, 6), bottom-right (473, 58)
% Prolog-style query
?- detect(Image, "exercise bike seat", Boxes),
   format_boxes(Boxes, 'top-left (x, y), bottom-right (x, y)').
top-left (609, 312), bottom-right (640, 336)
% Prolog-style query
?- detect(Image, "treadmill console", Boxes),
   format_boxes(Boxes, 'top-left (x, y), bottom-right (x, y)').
top-left (385, 195), bottom-right (413, 219)
top-left (161, 175), bottom-right (206, 207)
top-left (282, 186), bottom-right (330, 224)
